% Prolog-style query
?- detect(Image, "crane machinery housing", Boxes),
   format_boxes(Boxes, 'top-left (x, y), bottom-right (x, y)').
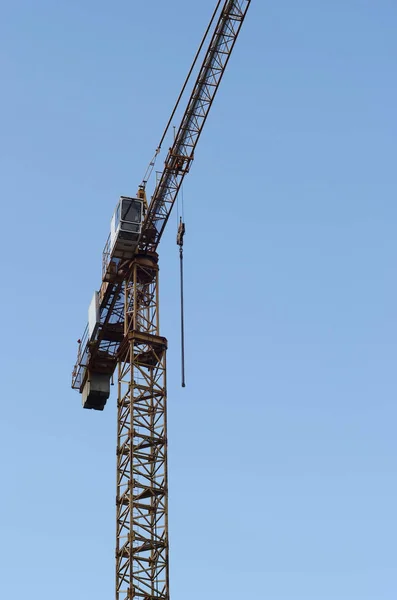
top-left (71, 2), bottom-right (251, 599)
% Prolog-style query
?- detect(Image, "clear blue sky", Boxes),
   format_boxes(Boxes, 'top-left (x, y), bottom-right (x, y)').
top-left (0, 1), bottom-right (396, 598)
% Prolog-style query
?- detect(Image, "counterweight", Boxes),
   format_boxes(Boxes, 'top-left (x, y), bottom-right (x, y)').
top-left (71, 2), bottom-right (251, 599)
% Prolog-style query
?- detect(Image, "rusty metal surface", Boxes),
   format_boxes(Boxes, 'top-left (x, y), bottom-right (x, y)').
top-left (115, 256), bottom-right (169, 600)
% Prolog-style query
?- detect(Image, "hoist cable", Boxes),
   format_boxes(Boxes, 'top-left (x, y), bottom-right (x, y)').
top-left (179, 245), bottom-right (186, 388)
top-left (177, 218), bottom-right (186, 388)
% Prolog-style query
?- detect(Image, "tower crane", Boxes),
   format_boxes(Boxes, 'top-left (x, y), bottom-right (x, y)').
top-left (71, 2), bottom-right (251, 599)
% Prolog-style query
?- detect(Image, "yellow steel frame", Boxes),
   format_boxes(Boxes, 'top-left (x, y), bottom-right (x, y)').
top-left (115, 254), bottom-right (169, 600)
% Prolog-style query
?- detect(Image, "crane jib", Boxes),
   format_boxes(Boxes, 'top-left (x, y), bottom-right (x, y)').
top-left (141, 0), bottom-right (251, 252)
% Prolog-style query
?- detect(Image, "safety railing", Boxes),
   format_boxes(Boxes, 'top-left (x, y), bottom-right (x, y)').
top-left (102, 234), bottom-right (112, 279)
top-left (71, 324), bottom-right (89, 390)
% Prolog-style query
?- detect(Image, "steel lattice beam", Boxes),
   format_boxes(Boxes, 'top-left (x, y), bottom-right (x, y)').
top-left (116, 254), bottom-right (169, 600)
top-left (142, 0), bottom-right (251, 251)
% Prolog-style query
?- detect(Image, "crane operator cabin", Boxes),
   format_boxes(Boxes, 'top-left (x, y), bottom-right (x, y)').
top-left (78, 195), bottom-right (144, 411)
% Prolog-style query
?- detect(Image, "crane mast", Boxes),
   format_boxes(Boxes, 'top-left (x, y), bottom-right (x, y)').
top-left (71, 2), bottom-right (251, 599)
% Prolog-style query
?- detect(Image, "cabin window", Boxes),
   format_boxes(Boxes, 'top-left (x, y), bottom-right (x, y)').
top-left (121, 199), bottom-right (141, 223)
top-left (121, 199), bottom-right (142, 232)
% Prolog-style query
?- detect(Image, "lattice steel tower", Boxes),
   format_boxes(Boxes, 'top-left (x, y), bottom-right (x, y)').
top-left (71, 3), bottom-right (251, 599)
